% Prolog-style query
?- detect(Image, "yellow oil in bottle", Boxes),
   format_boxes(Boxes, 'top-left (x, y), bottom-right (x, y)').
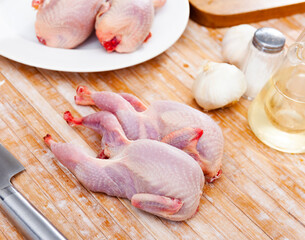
top-left (248, 74), bottom-right (305, 153)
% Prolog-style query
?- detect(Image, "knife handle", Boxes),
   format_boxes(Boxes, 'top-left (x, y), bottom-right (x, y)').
top-left (0, 185), bottom-right (67, 240)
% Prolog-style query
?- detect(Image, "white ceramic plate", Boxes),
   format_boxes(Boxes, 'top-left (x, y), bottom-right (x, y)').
top-left (0, 0), bottom-right (189, 72)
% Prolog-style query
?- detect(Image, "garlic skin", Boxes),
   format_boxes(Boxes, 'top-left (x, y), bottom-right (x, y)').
top-left (222, 24), bottom-right (256, 69)
top-left (193, 61), bottom-right (247, 111)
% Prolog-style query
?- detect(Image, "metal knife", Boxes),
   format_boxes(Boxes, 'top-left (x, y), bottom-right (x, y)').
top-left (0, 144), bottom-right (67, 240)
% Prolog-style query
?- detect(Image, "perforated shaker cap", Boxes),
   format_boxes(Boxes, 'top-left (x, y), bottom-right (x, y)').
top-left (252, 27), bottom-right (286, 53)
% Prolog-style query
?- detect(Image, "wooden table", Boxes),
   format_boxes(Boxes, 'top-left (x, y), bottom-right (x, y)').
top-left (0, 11), bottom-right (305, 240)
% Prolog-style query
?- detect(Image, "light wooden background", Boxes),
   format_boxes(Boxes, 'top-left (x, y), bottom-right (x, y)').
top-left (0, 10), bottom-right (305, 240)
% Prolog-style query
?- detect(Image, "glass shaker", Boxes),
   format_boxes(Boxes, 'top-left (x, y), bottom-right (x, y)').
top-left (242, 27), bottom-right (286, 100)
top-left (248, 28), bottom-right (305, 153)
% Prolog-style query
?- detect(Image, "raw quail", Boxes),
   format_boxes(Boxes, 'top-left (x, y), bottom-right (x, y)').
top-left (95, 0), bottom-right (154, 52)
top-left (32, 0), bottom-right (104, 48)
top-left (65, 86), bottom-right (224, 182)
top-left (44, 111), bottom-right (204, 221)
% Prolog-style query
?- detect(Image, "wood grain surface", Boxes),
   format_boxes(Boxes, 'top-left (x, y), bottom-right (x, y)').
top-left (190, 0), bottom-right (305, 27)
top-left (0, 11), bottom-right (305, 240)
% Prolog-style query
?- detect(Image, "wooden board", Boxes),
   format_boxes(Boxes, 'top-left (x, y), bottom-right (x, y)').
top-left (0, 13), bottom-right (305, 240)
top-left (190, 0), bottom-right (305, 27)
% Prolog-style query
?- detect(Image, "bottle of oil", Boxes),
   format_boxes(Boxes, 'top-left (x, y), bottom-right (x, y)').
top-left (248, 38), bottom-right (305, 153)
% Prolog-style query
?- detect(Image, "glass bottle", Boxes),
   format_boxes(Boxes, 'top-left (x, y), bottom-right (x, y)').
top-left (242, 27), bottom-right (286, 100)
top-left (248, 29), bottom-right (305, 153)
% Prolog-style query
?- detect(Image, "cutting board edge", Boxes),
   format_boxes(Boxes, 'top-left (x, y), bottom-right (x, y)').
top-left (190, 2), bottom-right (305, 28)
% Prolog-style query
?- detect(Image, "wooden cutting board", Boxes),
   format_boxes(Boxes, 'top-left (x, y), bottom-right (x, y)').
top-left (1, 11), bottom-right (305, 240)
top-left (190, 0), bottom-right (305, 27)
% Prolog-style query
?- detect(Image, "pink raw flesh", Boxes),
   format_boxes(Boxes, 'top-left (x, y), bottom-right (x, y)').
top-left (37, 36), bottom-right (46, 45)
top-left (71, 87), bottom-right (224, 181)
top-left (144, 32), bottom-right (152, 43)
top-left (64, 111), bottom-right (83, 126)
top-left (102, 37), bottom-right (121, 52)
top-left (32, 0), bottom-right (41, 9)
top-left (206, 169), bottom-right (222, 183)
top-left (43, 134), bottom-right (53, 147)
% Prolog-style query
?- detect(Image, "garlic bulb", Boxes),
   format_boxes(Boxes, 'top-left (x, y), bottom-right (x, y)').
top-left (192, 61), bottom-right (247, 111)
top-left (222, 24), bottom-right (256, 69)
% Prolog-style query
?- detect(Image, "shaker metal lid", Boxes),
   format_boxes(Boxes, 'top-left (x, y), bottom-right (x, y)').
top-left (252, 27), bottom-right (286, 53)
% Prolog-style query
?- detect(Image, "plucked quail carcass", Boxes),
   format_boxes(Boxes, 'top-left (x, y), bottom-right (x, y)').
top-left (95, 0), bottom-right (154, 52)
top-left (65, 86), bottom-right (224, 182)
top-left (33, 0), bottom-right (166, 52)
top-left (44, 111), bottom-right (204, 221)
top-left (32, 0), bottom-right (104, 48)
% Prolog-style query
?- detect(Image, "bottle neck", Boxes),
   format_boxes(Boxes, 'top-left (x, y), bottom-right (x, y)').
top-left (296, 43), bottom-right (305, 62)
top-left (286, 42), bottom-right (305, 65)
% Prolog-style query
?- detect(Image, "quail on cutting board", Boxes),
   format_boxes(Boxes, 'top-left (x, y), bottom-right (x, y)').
top-left (44, 111), bottom-right (204, 221)
top-left (65, 86), bottom-right (224, 182)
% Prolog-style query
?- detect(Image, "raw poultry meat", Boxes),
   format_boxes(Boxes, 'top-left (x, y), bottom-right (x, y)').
top-left (95, 0), bottom-right (154, 52)
top-left (44, 111), bottom-right (204, 221)
top-left (33, 0), bottom-right (166, 52)
top-left (32, 0), bottom-right (104, 48)
top-left (66, 86), bottom-right (224, 182)
top-left (153, 0), bottom-right (166, 9)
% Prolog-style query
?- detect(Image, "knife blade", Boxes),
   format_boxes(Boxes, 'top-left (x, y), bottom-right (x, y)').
top-left (0, 144), bottom-right (67, 240)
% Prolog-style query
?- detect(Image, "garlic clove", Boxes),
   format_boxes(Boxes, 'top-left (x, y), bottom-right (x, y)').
top-left (193, 61), bottom-right (247, 111)
top-left (222, 24), bottom-right (256, 69)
